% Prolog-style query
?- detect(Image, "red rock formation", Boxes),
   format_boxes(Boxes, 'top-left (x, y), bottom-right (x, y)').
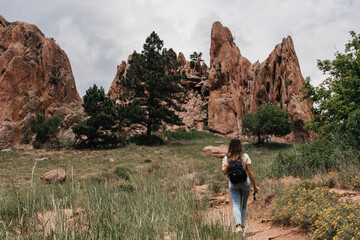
top-left (208, 21), bottom-right (313, 142)
top-left (0, 16), bottom-right (83, 149)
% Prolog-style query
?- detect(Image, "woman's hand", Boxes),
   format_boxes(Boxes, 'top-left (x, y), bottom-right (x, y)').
top-left (253, 185), bottom-right (259, 193)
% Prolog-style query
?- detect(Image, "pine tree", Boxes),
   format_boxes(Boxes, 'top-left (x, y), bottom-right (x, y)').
top-left (119, 31), bottom-right (186, 137)
top-left (72, 84), bottom-right (125, 148)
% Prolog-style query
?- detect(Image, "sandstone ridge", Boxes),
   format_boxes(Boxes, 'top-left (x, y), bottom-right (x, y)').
top-left (0, 15), bottom-right (83, 149)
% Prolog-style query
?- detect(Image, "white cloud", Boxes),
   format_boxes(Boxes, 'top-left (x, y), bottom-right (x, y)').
top-left (1, 0), bottom-right (359, 96)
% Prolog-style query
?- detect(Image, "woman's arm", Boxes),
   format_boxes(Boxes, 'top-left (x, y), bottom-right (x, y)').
top-left (222, 164), bottom-right (228, 175)
top-left (246, 164), bottom-right (259, 193)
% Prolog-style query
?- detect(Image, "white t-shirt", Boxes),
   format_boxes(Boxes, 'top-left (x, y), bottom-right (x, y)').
top-left (222, 153), bottom-right (251, 167)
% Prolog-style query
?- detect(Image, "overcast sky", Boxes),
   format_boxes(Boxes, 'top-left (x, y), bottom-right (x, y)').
top-left (2, 0), bottom-right (359, 97)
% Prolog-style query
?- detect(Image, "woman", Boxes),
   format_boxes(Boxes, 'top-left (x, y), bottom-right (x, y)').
top-left (222, 139), bottom-right (258, 233)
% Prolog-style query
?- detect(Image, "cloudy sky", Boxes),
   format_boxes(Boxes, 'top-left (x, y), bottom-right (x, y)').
top-left (2, 0), bottom-right (359, 97)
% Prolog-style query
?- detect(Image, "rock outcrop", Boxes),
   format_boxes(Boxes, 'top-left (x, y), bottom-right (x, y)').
top-left (208, 22), bottom-right (313, 142)
top-left (0, 15), bottom-right (83, 149)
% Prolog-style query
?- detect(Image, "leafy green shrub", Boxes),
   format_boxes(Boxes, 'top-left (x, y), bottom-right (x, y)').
top-left (32, 112), bottom-right (61, 146)
top-left (129, 134), bottom-right (164, 146)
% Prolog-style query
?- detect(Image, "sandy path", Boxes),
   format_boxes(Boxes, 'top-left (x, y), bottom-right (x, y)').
top-left (206, 192), bottom-right (309, 240)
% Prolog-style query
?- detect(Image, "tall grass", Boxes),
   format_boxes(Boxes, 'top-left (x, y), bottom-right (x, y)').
top-left (0, 172), bottom-right (241, 239)
top-left (1, 131), bottom-right (250, 239)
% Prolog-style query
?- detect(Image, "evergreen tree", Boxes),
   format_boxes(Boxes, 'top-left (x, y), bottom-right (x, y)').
top-left (242, 104), bottom-right (293, 143)
top-left (72, 84), bottom-right (125, 148)
top-left (190, 52), bottom-right (203, 62)
top-left (119, 31), bottom-right (186, 137)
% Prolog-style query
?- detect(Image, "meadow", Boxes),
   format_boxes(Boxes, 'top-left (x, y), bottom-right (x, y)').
top-left (0, 131), bottom-right (359, 239)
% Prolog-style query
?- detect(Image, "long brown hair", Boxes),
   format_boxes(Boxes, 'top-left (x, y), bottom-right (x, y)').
top-left (227, 138), bottom-right (243, 163)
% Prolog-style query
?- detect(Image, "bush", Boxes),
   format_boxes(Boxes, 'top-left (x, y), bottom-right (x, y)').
top-left (271, 136), bottom-right (359, 178)
top-left (32, 113), bottom-right (61, 146)
top-left (129, 134), bottom-right (164, 146)
top-left (271, 182), bottom-right (338, 227)
top-left (271, 182), bottom-right (360, 239)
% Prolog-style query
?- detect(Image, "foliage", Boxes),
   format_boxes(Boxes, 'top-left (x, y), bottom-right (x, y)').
top-left (163, 128), bottom-right (208, 141)
top-left (271, 181), bottom-right (360, 240)
top-left (32, 112), bottom-right (61, 146)
top-left (303, 31), bottom-right (360, 136)
top-left (129, 134), bottom-right (165, 146)
top-left (189, 51), bottom-right (203, 68)
top-left (118, 31), bottom-right (186, 137)
top-left (72, 84), bottom-right (125, 148)
top-left (242, 103), bottom-right (293, 143)
top-left (271, 136), bottom-right (359, 178)
top-left (344, 108), bottom-right (360, 148)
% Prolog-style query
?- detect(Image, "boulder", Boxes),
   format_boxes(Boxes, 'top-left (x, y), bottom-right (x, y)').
top-left (201, 145), bottom-right (228, 158)
top-left (41, 168), bottom-right (66, 183)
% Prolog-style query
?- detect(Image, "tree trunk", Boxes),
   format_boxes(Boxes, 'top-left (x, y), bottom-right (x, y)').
top-left (257, 132), bottom-right (261, 143)
top-left (147, 122), bottom-right (152, 137)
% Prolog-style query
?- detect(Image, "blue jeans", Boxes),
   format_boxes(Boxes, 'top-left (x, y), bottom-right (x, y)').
top-left (229, 177), bottom-right (250, 227)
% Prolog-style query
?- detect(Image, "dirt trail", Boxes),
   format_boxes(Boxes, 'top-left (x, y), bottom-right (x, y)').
top-left (205, 192), bottom-right (309, 240)
top-left (205, 187), bottom-right (360, 239)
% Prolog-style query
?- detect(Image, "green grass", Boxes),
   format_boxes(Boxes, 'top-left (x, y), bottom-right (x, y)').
top-left (0, 132), bottom-right (294, 239)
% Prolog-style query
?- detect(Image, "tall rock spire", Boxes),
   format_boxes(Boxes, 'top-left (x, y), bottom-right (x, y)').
top-left (208, 22), bottom-right (313, 142)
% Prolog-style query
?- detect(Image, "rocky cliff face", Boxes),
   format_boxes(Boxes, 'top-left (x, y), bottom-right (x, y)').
top-left (0, 15), bottom-right (83, 149)
top-left (208, 22), bottom-right (313, 142)
top-left (108, 53), bottom-right (210, 131)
